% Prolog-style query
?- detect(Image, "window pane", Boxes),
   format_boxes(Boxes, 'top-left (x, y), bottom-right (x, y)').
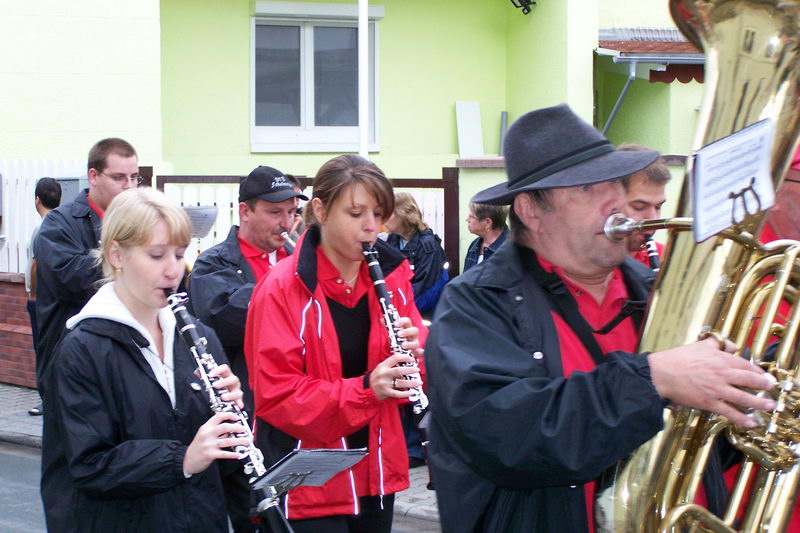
top-left (314, 26), bottom-right (357, 127)
top-left (255, 25), bottom-right (300, 126)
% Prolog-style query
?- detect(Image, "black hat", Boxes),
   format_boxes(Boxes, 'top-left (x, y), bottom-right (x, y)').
top-left (239, 166), bottom-right (309, 203)
top-left (472, 103), bottom-right (659, 205)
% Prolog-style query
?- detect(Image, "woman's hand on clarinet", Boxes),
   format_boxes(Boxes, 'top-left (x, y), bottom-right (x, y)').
top-left (395, 316), bottom-right (422, 354)
top-left (183, 412), bottom-right (251, 475)
top-left (208, 364), bottom-right (245, 409)
top-left (370, 353), bottom-right (422, 401)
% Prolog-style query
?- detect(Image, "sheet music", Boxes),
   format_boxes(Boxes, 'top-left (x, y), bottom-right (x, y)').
top-left (691, 119), bottom-right (775, 242)
top-left (254, 448), bottom-right (368, 492)
top-left (182, 205), bottom-right (218, 239)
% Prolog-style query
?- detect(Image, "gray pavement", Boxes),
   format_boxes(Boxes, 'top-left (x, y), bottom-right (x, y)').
top-left (0, 382), bottom-right (440, 529)
top-left (0, 383), bottom-right (42, 449)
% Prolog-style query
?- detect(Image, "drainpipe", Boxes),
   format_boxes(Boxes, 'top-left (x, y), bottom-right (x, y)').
top-left (358, 0), bottom-right (369, 157)
top-left (602, 60), bottom-right (637, 135)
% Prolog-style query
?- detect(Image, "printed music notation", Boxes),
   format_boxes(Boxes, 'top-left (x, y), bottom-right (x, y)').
top-left (692, 118), bottom-right (775, 242)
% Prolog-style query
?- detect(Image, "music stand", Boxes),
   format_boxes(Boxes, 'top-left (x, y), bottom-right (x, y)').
top-left (251, 448), bottom-right (368, 533)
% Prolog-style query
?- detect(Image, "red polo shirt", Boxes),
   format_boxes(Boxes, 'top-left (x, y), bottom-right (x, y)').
top-left (537, 257), bottom-right (712, 531)
top-left (537, 256), bottom-right (640, 532)
top-left (238, 235), bottom-right (287, 283)
top-left (86, 193), bottom-right (104, 220)
top-left (537, 256), bottom-right (639, 372)
top-left (316, 246), bottom-right (370, 307)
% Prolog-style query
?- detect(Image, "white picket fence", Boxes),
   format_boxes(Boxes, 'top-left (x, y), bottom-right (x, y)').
top-left (0, 159), bottom-right (86, 274)
top-left (0, 168), bottom-right (447, 273)
top-left (162, 181), bottom-right (447, 268)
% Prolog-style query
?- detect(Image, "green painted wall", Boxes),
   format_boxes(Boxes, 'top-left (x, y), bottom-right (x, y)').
top-left (0, 1), bottom-right (163, 165)
top-left (505, 0), bottom-right (595, 124)
top-left (597, 69), bottom-right (672, 150)
top-left (667, 81), bottom-right (703, 154)
top-left (160, 0), bottom-right (510, 179)
top-left (595, 61), bottom-right (703, 154)
top-left (595, 60), bottom-right (705, 225)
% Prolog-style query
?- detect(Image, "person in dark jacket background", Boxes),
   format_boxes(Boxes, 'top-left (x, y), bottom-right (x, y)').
top-left (385, 192), bottom-right (446, 467)
top-left (41, 187), bottom-right (248, 533)
top-left (425, 104), bottom-right (776, 533)
top-left (25, 177), bottom-right (62, 416)
top-left (385, 192), bottom-right (449, 314)
top-left (34, 137), bottom-right (140, 398)
top-left (462, 201), bottom-right (508, 272)
top-left (188, 165), bottom-right (307, 532)
top-left (189, 165), bottom-right (308, 415)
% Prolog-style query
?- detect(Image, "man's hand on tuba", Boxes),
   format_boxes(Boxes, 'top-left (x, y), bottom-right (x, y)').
top-left (648, 336), bottom-right (776, 428)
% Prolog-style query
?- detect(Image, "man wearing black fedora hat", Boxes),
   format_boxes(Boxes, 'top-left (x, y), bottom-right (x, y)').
top-left (188, 165), bottom-right (307, 532)
top-left (424, 104), bottom-right (775, 532)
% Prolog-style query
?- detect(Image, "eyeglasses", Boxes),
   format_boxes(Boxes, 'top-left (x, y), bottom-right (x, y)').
top-left (98, 171), bottom-right (143, 185)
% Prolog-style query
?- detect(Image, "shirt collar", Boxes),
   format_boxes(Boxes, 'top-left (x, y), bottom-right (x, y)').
top-left (86, 192), bottom-right (105, 220)
top-left (316, 245), bottom-right (366, 282)
top-left (536, 254), bottom-right (627, 305)
top-left (237, 234), bottom-right (269, 258)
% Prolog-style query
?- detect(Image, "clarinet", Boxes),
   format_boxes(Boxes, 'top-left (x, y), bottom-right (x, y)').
top-left (165, 291), bottom-right (294, 533)
top-left (644, 235), bottom-right (661, 272)
top-left (361, 244), bottom-right (429, 421)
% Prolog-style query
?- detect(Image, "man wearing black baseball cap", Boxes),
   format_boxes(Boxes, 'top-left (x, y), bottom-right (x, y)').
top-left (188, 164), bottom-right (307, 532)
top-left (424, 104), bottom-right (775, 532)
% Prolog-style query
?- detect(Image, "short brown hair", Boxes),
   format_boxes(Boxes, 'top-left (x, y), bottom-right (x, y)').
top-left (617, 143), bottom-right (670, 189)
top-left (88, 137), bottom-right (137, 174)
top-left (310, 155), bottom-right (394, 224)
top-left (392, 193), bottom-right (428, 236)
top-left (469, 202), bottom-right (508, 231)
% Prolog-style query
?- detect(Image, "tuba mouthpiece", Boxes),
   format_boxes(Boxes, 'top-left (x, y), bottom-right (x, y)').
top-left (603, 213), bottom-right (637, 241)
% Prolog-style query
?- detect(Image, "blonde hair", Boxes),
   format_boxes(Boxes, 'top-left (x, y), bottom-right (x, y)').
top-left (392, 193), bottom-right (428, 236)
top-left (97, 188), bottom-right (191, 280)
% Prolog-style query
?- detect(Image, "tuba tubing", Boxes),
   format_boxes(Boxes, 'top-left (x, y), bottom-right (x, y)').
top-left (594, 1), bottom-right (800, 532)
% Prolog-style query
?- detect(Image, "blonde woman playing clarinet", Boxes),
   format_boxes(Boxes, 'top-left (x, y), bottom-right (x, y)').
top-left (41, 187), bottom-right (248, 533)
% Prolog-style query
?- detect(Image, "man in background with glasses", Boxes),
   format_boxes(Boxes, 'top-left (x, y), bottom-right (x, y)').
top-left (34, 138), bottom-right (140, 403)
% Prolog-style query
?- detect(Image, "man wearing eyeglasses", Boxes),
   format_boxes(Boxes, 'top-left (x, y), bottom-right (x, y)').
top-left (34, 138), bottom-right (140, 401)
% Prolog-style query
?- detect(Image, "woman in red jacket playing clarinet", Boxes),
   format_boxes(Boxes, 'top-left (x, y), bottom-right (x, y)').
top-left (244, 154), bottom-right (426, 533)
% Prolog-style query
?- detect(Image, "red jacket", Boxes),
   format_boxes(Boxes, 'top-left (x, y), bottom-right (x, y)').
top-left (244, 226), bottom-right (427, 519)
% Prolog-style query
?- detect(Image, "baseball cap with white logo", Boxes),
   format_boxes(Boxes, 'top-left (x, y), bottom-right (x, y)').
top-left (239, 165), bottom-right (309, 203)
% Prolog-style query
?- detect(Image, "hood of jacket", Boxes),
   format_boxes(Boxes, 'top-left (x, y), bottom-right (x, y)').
top-left (66, 282), bottom-right (176, 349)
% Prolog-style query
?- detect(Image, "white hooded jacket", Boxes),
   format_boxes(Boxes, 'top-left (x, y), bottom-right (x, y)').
top-left (66, 282), bottom-right (178, 407)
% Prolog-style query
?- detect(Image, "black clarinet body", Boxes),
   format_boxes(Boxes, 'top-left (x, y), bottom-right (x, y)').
top-left (644, 235), bottom-right (661, 272)
top-left (361, 244), bottom-right (429, 426)
top-left (166, 291), bottom-right (294, 533)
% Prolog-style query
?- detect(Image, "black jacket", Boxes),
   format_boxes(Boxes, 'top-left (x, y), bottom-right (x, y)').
top-left (426, 240), bottom-right (666, 533)
top-left (41, 317), bottom-right (234, 533)
top-left (188, 225), bottom-right (293, 414)
top-left (34, 190), bottom-right (102, 392)
top-left (386, 228), bottom-right (448, 304)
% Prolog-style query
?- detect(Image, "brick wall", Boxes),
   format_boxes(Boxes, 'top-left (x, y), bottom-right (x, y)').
top-left (0, 275), bottom-right (36, 388)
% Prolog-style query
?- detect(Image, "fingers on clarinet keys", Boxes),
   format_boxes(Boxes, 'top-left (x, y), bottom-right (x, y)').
top-left (392, 376), bottom-right (422, 390)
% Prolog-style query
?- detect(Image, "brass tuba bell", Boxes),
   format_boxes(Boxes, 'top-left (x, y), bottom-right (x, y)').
top-left (594, 0), bottom-right (800, 532)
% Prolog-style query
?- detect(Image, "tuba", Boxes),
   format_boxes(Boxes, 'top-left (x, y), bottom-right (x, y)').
top-left (594, 0), bottom-right (800, 532)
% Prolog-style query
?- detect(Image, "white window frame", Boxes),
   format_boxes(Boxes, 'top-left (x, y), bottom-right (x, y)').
top-left (251, 2), bottom-right (384, 153)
